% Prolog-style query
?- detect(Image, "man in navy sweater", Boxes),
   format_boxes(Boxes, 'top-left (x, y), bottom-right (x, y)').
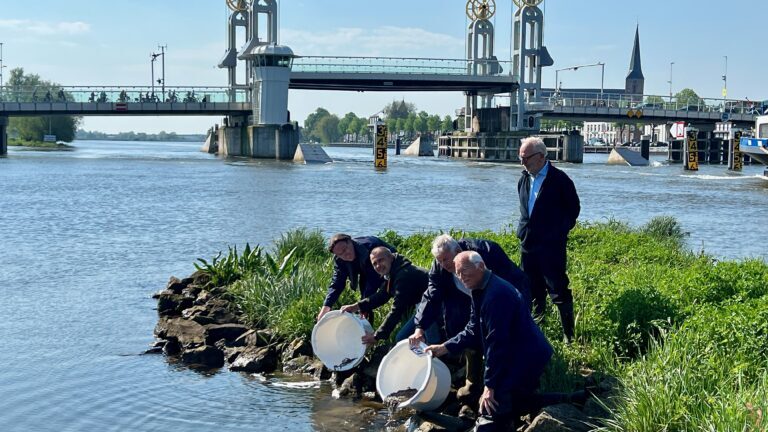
top-left (517, 137), bottom-right (580, 342)
top-left (317, 233), bottom-right (395, 322)
top-left (426, 251), bottom-right (553, 430)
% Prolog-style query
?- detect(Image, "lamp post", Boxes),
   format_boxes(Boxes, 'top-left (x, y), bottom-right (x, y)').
top-left (150, 45), bottom-right (166, 100)
top-left (0, 42), bottom-right (6, 88)
top-left (668, 61), bottom-right (674, 100)
top-left (157, 44), bottom-right (167, 99)
top-left (722, 55), bottom-right (728, 100)
top-left (555, 62), bottom-right (605, 97)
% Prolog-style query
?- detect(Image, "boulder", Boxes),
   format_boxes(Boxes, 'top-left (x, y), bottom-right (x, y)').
top-left (181, 345), bottom-right (225, 368)
top-left (229, 346), bottom-right (277, 373)
top-left (157, 293), bottom-right (193, 316)
top-left (233, 329), bottom-right (271, 348)
top-left (281, 338), bottom-right (313, 363)
top-left (282, 355), bottom-right (315, 374)
top-left (312, 360), bottom-right (331, 381)
top-left (205, 323), bottom-right (249, 346)
top-left (188, 270), bottom-right (211, 288)
top-left (155, 317), bottom-right (206, 348)
top-left (526, 403), bottom-right (594, 432)
top-left (166, 276), bottom-right (188, 294)
top-left (332, 373), bottom-right (362, 399)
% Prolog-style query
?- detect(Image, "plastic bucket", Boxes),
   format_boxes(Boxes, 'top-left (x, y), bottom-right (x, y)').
top-left (376, 340), bottom-right (451, 412)
top-left (311, 310), bottom-right (374, 372)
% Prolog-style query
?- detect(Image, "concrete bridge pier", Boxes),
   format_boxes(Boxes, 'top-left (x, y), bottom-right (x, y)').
top-left (0, 116), bottom-right (8, 156)
top-left (248, 124), bottom-right (299, 159)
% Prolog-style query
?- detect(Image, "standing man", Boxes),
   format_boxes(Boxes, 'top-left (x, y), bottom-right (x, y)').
top-left (517, 137), bottom-right (580, 342)
top-left (409, 234), bottom-right (530, 417)
top-left (317, 233), bottom-right (395, 322)
top-left (426, 252), bottom-right (553, 431)
top-left (340, 247), bottom-right (436, 345)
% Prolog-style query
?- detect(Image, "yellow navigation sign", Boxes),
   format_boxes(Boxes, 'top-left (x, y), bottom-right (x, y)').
top-left (375, 124), bottom-right (388, 169)
top-left (731, 130), bottom-right (743, 171)
top-left (685, 129), bottom-right (699, 171)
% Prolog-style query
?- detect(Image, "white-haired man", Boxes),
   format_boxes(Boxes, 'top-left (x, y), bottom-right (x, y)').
top-left (518, 136), bottom-right (580, 342)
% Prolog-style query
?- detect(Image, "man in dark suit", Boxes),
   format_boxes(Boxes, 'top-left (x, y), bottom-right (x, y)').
top-left (517, 137), bottom-right (580, 342)
top-left (317, 233), bottom-right (395, 322)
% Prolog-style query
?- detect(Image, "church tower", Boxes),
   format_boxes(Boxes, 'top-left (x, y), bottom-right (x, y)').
top-left (625, 25), bottom-right (644, 99)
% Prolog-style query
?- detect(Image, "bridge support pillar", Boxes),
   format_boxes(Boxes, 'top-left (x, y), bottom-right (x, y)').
top-left (0, 116), bottom-right (8, 156)
top-left (248, 124), bottom-right (299, 159)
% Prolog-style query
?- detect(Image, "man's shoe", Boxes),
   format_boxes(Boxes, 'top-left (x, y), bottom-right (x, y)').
top-left (458, 404), bottom-right (476, 421)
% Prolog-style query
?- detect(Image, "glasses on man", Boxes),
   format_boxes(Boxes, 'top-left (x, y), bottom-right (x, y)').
top-left (520, 152), bottom-right (543, 163)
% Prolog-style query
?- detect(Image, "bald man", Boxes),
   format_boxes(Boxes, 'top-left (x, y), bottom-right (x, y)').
top-left (341, 247), bottom-right (433, 345)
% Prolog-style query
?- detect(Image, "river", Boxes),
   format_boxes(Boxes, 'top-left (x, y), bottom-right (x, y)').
top-left (1, 140), bottom-right (766, 431)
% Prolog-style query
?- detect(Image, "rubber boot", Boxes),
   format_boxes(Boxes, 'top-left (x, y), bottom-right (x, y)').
top-left (557, 302), bottom-right (575, 343)
top-left (457, 349), bottom-right (484, 408)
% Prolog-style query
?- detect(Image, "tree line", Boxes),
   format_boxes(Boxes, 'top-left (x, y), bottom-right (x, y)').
top-left (2, 68), bottom-right (80, 142)
top-left (301, 100), bottom-right (455, 144)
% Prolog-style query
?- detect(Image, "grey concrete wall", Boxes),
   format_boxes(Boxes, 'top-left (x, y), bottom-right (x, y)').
top-left (248, 124), bottom-right (298, 159)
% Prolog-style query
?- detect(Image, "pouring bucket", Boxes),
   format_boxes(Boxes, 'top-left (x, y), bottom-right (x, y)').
top-left (376, 340), bottom-right (451, 412)
top-left (311, 310), bottom-right (373, 372)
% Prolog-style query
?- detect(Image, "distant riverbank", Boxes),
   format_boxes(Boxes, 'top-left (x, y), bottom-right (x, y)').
top-left (8, 139), bottom-right (73, 149)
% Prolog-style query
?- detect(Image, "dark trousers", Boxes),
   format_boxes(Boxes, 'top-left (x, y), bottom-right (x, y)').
top-left (473, 369), bottom-right (544, 431)
top-left (521, 247), bottom-right (572, 313)
top-left (521, 246), bottom-right (575, 340)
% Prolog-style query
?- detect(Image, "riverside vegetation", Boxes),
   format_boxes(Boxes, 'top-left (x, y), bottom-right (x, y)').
top-left (183, 217), bottom-right (767, 431)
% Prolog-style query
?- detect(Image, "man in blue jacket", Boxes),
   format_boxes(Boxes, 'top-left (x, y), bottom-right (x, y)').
top-left (317, 233), bottom-right (395, 322)
top-left (517, 137), bottom-right (580, 342)
top-left (426, 251), bottom-right (553, 431)
top-left (408, 234), bottom-right (530, 415)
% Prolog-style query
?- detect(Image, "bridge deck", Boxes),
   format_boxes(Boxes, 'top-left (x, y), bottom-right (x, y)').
top-left (0, 101), bottom-right (251, 116)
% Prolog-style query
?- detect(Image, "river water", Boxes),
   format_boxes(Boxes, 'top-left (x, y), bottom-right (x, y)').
top-left (1, 141), bottom-right (766, 431)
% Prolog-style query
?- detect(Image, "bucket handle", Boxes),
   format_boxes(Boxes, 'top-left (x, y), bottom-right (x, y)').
top-left (399, 342), bottom-right (434, 409)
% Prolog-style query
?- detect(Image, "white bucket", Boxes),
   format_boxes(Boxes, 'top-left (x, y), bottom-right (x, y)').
top-left (311, 310), bottom-right (374, 372)
top-left (376, 340), bottom-right (452, 412)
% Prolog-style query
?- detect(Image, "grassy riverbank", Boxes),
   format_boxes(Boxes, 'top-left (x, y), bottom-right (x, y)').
top-left (195, 218), bottom-right (768, 431)
top-left (8, 138), bottom-right (73, 149)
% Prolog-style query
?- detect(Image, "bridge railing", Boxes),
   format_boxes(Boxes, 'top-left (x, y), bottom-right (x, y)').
top-left (0, 86), bottom-right (250, 104)
top-left (498, 91), bottom-right (765, 116)
top-left (293, 56), bottom-right (513, 76)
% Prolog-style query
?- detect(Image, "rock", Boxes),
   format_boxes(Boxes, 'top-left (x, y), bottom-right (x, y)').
top-left (333, 373), bottom-right (361, 399)
top-left (152, 288), bottom-right (174, 299)
top-left (155, 317), bottom-right (206, 348)
top-left (181, 345), bottom-right (224, 368)
top-left (157, 292), bottom-right (193, 317)
top-left (195, 290), bottom-right (212, 305)
top-left (166, 276), bottom-right (188, 294)
top-left (162, 339), bottom-right (181, 356)
top-left (582, 397), bottom-right (611, 425)
top-left (282, 355), bottom-right (314, 374)
top-left (181, 285), bottom-right (202, 299)
top-left (311, 360), bottom-right (331, 381)
top-left (281, 338), bottom-right (312, 363)
top-left (526, 403), bottom-right (594, 432)
top-left (189, 270), bottom-right (211, 288)
top-left (205, 324), bottom-right (249, 346)
top-left (229, 346), bottom-right (277, 373)
top-left (233, 329), bottom-right (271, 348)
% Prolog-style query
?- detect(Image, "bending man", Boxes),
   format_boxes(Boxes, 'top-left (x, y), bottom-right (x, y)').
top-left (340, 247), bottom-right (436, 345)
top-left (426, 251), bottom-right (553, 431)
top-left (317, 233), bottom-right (395, 322)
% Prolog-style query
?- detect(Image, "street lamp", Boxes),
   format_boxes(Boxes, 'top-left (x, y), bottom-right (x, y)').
top-left (150, 44), bottom-right (166, 100)
top-left (0, 42), bottom-right (6, 88)
top-left (555, 62), bottom-right (605, 96)
top-left (668, 61), bottom-right (674, 100)
top-left (722, 55), bottom-right (728, 100)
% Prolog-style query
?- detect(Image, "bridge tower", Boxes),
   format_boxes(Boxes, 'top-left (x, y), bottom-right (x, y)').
top-left (465, 0), bottom-right (500, 132)
top-left (217, 0), bottom-right (298, 159)
top-left (511, 0), bottom-right (554, 131)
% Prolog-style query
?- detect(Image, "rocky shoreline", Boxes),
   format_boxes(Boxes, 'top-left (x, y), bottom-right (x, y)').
top-left (151, 270), bottom-right (615, 431)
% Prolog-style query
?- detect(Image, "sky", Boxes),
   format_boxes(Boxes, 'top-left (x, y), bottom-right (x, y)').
top-left (1, 0), bottom-right (766, 134)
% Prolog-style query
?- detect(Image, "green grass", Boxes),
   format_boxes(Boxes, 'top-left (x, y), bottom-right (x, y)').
top-left (8, 138), bottom-right (73, 148)
top-left (193, 218), bottom-right (768, 429)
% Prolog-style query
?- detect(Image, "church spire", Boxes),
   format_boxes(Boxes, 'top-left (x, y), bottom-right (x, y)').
top-left (626, 25), bottom-right (644, 80)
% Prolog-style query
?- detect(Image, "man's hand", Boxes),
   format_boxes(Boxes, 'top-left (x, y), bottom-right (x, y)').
top-left (424, 344), bottom-right (448, 357)
top-left (361, 333), bottom-right (377, 346)
top-left (408, 328), bottom-right (426, 347)
top-left (316, 305), bottom-right (331, 321)
top-left (340, 303), bottom-right (360, 314)
top-left (479, 386), bottom-right (498, 415)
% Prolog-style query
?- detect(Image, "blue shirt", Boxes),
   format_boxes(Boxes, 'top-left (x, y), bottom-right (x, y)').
top-left (527, 160), bottom-right (550, 216)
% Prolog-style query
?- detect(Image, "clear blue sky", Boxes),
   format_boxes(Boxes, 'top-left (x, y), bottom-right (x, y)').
top-left (2, 0), bottom-right (765, 134)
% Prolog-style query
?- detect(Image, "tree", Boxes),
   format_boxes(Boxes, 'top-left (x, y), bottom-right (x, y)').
top-left (383, 100), bottom-right (416, 120)
top-left (303, 107), bottom-right (331, 142)
top-left (6, 68), bottom-right (80, 142)
top-left (427, 115), bottom-right (440, 134)
top-left (395, 118), bottom-right (405, 135)
top-left (412, 116), bottom-right (424, 135)
top-left (314, 115), bottom-right (341, 144)
top-left (441, 115), bottom-right (453, 132)
top-left (645, 95), bottom-right (664, 104)
top-left (358, 121), bottom-right (369, 142)
top-left (674, 88), bottom-right (702, 106)
top-left (386, 117), bottom-right (397, 137)
top-left (338, 112), bottom-right (358, 138)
